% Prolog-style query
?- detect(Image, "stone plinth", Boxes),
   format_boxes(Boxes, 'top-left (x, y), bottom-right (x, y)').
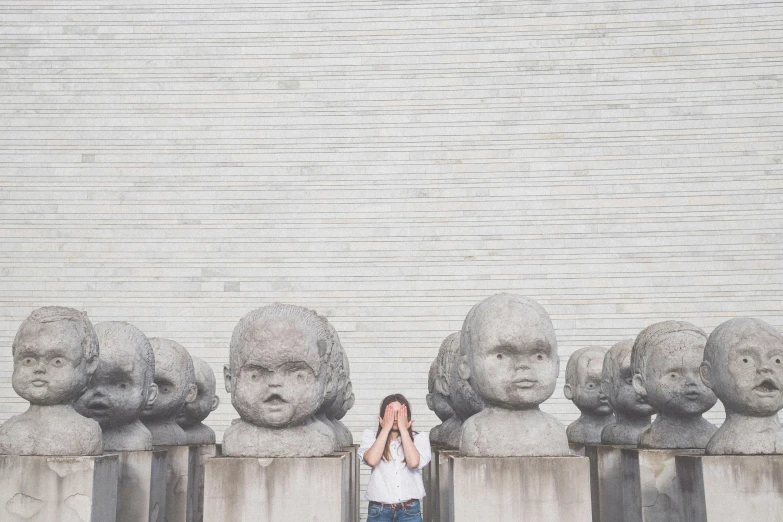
top-left (0, 454), bottom-right (119, 522)
top-left (676, 455), bottom-right (783, 522)
top-left (157, 445), bottom-right (197, 522)
top-left (448, 455), bottom-right (592, 522)
top-left (621, 448), bottom-right (703, 522)
top-left (347, 444), bottom-right (359, 522)
top-left (438, 450), bottom-right (459, 522)
top-left (585, 445), bottom-right (626, 522)
top-left (189, 444), bottom-right (219, 522)
top-left (203, 453), bottom-right (350, 522)
top-left (111, 450), bottom-right (167, 522)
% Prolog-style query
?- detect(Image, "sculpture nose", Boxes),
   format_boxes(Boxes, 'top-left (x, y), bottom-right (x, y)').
top-left (268, 371), bottom-right (284, 387)
top-left (33, 362), bottom-right (46, 374)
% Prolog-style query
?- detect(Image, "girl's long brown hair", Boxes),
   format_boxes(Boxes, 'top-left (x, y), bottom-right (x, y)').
top-left (377, 394), bottom-right (414, 462)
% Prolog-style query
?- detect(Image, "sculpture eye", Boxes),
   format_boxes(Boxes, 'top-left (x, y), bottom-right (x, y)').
top-left (119, 383), bottom-right (127, 389)
top-left (51, 358), bottom-right (64, 367)
top-left (22, 357), bottom-right (36, 366)
top-left (775, 358), bottom-right (781, 365)
top-left (496, 354), bottom-right (503, 360)
top-left (587, 383), bottom-right (595, 389)
top-left (250, 372), bottom-right (259, 382)
top-left (669, 373), bottom-right (678, 380)
top-left (742, 358), bottom-right (750, 364)
top-left (537, 354), bottom-right (545, 361)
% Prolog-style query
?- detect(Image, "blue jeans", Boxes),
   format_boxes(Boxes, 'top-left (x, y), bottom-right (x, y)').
top-left (367, 499), bottom-right (422, 522)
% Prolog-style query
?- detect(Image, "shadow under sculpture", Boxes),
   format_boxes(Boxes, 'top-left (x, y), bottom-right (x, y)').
top-left (564, 346), bottom-right (614, 444)
top-left (458, 293), bottom-right (569, 456)
top-left (177, 356), bottom-right (219, 445)
top-left (141, 338), bottom-right (198, 446)
top-left (75, 321), bottom-right (158, 451)
top-left (222, 303), bottom-right (340, 457)
top-left (0, 306), bottom-right (103, 455)
top-left (600, 339), bottom-right (655, 445)
top-left (700, 318), bottom-right (783, 454)
top-left (631, 321), bottom-right (717, 449)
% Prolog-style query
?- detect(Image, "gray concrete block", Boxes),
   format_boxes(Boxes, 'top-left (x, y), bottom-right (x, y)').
top-left (111, 450), bottom-right (167, 522)
top-left (585, 444), bottom-right (625, 522)
top-left (189, 444), bottom-right (218, 522)
top-left (156, 445), bottom-right (196, 522)
top-left (203, 453), bottom-right (349, 522)
top-left (438, 449), bottom-right (459, 522)
top-left (449, 455), bottom-right (592, 522)
top-left (677, 455), bottom-right (783, 522)
top-left (346, 444), bottom-right (359, 522)
top-left (0, 454), bottom-right (119, 522)
top-left (621, 448), bottom-right (703, 522)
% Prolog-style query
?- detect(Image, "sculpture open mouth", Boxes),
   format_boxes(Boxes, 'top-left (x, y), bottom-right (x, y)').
top-left (88, 401), bottom-right (112, 416)
top-left (264, 394), bottom-right (286, 405)
top-left (753, 379), bottom-right (779, 396)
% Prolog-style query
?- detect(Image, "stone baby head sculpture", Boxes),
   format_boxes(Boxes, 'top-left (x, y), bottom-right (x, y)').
top-left (631, 321), bottom-right (717, 449)
top-left (318, 325), bottom-right (355, 448)
top-left (222, 303), bottom-right (339, 457)
top-left (0, 306), bottom-right (103, 456)
top-left (177, 356), bottom-right (219, 445)
top-left (700, 318), bottom-right (783, 454)
top-left (426, 333), bottom-right (456, 446)
top-left (600, 339), bottom-right (655, 445)
top-left (563, 346), bottom-right (614, 444)
top-left (458, 293), bottom-right (569, 456)
top-left (74, 321), bottom-right (158, 451)
top-left (140, 338), bottom-right (198, 446)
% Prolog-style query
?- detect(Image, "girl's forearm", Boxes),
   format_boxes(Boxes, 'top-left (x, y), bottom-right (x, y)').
top-left (363, 429), bottom-right (391, 467)
top-left (399, 431), bottom-right (420, 468)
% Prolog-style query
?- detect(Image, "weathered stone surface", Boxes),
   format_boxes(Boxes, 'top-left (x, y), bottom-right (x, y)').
top-left (141, 338), bottom-right (198, 446)
top-left (319, 325), bottom-right (355, 448)
top-left (75, 321), bottom-right (157, 452)
top-left (621, 448), bottom-right (702, 522)
top-left (0, 307), bottom-right (103, 456)
top-left (0, 454), bottom-right (118, 522)
top-left (437, 449), bottom-right (459, 522)
top-left (222, 304), bottom-right (339, 457)
top-left (458, 294), bottom-right (568, 456)
top-left (427, 334), bottom-right (457, 446)
top-left (601, 340), bottom-right (655, 446)
top-left (677, 454), bottom-right (783, 522)
top-left (564, 346), bottom-right (614, 444)
top-left (159, 445), bottom-right (196, 522)
top-left (631, 321), bottom-right (717, 449)
top-left (585, 445), bottom-right (624, 522)
top-left (700, 318), bottom-right (783, 455)
top-left (203, 454), bottom-right (349, 521)
top-left (177, 356), bottom-right (219, 446)
top-left (448, 456), bottom-right (592, 522)
top-left (110, 450), bottom-right (167, 522)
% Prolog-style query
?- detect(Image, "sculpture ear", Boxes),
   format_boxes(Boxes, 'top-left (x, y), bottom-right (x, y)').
top-left (699, 361), bottom-right (713, 389)
top-left (563, 383), bottom-right (574, 400)
top-left (632, 373), bottom-right (647, 397)
top-left (145, 383), bottom-right (158, 410)
top-left (426, 393), bottom-right (434, 411)
top-left (223, 365), bottom-right (232, 394)
top-left (185, 383), bottom-right (198, 403)
top-left (458, 355), bottom-right (471, 381)
top-left (86, 355), bottom-right (99, 376)
top-left (212, 395), bottom-right (220, 411)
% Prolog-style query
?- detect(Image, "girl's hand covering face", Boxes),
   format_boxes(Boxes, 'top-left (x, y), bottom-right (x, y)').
top-left (379, 403), bottom-right (396, 431)
top-left (397, 405), bottom-right (414, 431)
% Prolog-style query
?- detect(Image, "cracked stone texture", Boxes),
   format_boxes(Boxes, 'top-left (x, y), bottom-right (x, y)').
top-left (0, 307), bottom-right (103, 456)
top-left (701, 317), bottom-right (783, 455)
top-left (140, 338), bottom-right (197, 446)
top-left (631, 321), bottom-right (717, 449)
top-left (458, 294), bottom-right (569, 456)
top-left (177, 356), bottom-right (219, 445)
top-left (74, 321), bottom-right (157, 452)
top-left (222, 304), bottom-right (339, 457)
top-left (563, 346), bottom-right (614, 444)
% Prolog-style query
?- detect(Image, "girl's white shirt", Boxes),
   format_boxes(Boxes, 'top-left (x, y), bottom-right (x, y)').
top-left (357, 428), bottom-right (432, 503)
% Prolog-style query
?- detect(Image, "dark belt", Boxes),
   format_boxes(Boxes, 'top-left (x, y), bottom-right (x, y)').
top-left (370, 499), bottom-right (418, 510)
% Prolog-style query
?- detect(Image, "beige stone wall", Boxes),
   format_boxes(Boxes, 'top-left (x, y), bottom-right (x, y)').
top-left (1, 0), bottom-right (782, 517)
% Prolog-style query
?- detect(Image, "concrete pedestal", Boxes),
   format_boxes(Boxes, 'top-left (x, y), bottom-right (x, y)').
top-left (346, 444), bottom-right (359, 522)
top-left (157, 445), bottom-right (197, 522)
top-left (437, 450), bottom-right (459, 522)
top-left (621, 448), bottom-right (702, 522)
top-left (0, 454), bottom-right (119, 522)
top-left (111, 450), bottom-right (167, 522)
top-left (676, 454), bottom-right (783, 522)
top-left (448, 455), bottom-right (592, 522)
top-left (189, 444), bottom-right (218, 522)
top-left (203, 453), bottom-right (350, 522)
top-left (585, 445), bottom-right (626, 522)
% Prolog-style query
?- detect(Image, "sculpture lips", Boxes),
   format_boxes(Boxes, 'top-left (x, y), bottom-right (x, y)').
top-left (513, 379), bottom-right (537, 389)
top-left (684, 391), bottom-right (701, 400)
top-left (263, 394), bottom-right (286, 404)
top-left (753, 379), bottom-right (779, 396)
top-left (31, 380), bottom-right (47, 387)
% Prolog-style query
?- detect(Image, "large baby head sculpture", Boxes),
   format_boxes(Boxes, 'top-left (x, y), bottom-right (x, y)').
top-left (700, 318), bottom-right (783, 454)
top-left (177, 356), bottom-right (219, 445)
top-left (458, 293), bottom-right (569, 456)
top-left (0, 306), bottom-right (103, 455)
top-left (140, 338), bottom-right (198, 446)
top-left (563, 346), bottom-right (614, 444)
top-left (600, 339), bottom-right (655, 445)
top-left (318, 324), bottom-right (355, 448)
top-left (426, 333), bottom-right (456, 446)
top-left (631, 321), bottom-right (717, 449)
top-left (74, 321), bottom-right (158, 451)
top-left (222, 304), bottom-right (339, 457)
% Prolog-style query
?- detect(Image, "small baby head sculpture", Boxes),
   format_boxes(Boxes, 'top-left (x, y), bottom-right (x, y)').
top-left (601, 339), bottom-right (654, 419)
top-left (177, 356), bottom-right (219, 429)
top-left (631, 321), bottom-right (717, 417)
top-left (427, 343), bottom-right (455, 423)
top-left (225, 304), bottom-right (333, 428)
top-left (74, 321), bottom-right (157, 434)
top-left (12, 306), bottom-right (99, 406)
top-left (564, 346), bottom-right (612, 416)
top-left (442, 332), bottom-right (484, 421)
top-left (459, 293), bottom-right (558, 409)
top-left (141, 338), bottom-right (197, 423)
top-left (701, 318), bottom-right (783, 417)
